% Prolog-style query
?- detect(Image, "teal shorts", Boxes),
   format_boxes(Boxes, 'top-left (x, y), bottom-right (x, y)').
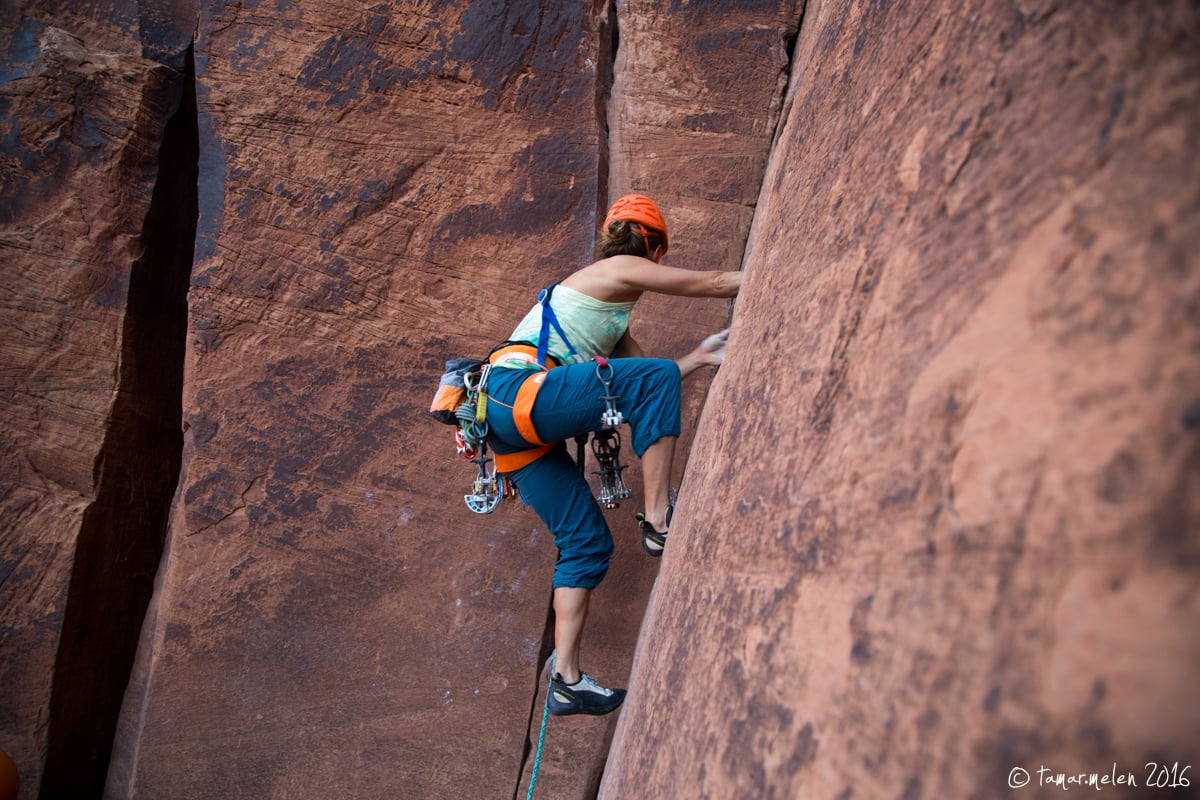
top-left (486, 358), bottom-right (682, 588)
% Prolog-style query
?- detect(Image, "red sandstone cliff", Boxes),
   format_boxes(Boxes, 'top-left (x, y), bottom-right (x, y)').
top-left (1, 1), bottom-right (1196, 799)
top-left (604, 2), bottom-right (1200, 797)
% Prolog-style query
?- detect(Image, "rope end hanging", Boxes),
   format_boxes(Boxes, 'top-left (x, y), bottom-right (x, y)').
top-left (526, 653), bottom-right (555, 799)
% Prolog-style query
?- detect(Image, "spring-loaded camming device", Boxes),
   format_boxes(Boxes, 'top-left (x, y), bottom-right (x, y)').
top-left (592, 429), bottom-right (631, 508)
top-left (464, 449), bottom-right (503, 514)
top-left (593, 357), bottom-right (623, 428)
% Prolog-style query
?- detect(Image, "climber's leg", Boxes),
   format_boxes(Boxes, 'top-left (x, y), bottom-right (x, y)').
top-left (606, 359), bottom-right (679, 556)
top-left (640, 434), bottom-right (675, 532)
top-left (552, 586), bottom-right (590, 684)
top-left (546, 584), bottom-right (625, 716)
top-left (504, 443), bottom-right (620, 703)
top-left (528, 359), bottom-right (681, 451)
top-left (507, 442), bottom-right (615, 583)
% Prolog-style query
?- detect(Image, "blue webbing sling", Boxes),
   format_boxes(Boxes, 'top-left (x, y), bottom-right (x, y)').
top-left (536, 283), bottom-right (578, 368)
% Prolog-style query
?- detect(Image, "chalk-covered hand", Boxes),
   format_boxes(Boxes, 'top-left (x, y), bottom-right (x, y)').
top-left (696, 329), bottom-right (729, 367)
top-left (675, 329), bottom-right (731, 378)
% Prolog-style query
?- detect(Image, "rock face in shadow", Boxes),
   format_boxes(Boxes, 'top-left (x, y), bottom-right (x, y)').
top-left (602, 0), bottom-right (1200, 797)
top-left (0, 3), bottom-right (195, 797)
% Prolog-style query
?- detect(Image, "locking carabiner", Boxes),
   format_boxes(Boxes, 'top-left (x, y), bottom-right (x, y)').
top-left (593, 356), bottom-right (623, 428)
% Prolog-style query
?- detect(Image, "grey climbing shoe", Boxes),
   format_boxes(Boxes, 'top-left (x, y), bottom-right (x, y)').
top-left (548, 672), bottom-right (626, 716)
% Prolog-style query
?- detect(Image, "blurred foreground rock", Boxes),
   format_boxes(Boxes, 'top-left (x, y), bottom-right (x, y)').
top-left (603, 1), bottom-right (1200, 797)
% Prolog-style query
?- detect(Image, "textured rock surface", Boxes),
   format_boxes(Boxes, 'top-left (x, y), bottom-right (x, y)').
top-left (106, 4), bottom-right (609, 797)
top-left (3, 0), bottom-right (1196, 797)
top-left (0, 3), bottom-right (194, 797)
top-left (603, 0), bottom-right (1200, 798)
top-left (604, 0), bottom-right (803, 475)
top-left (99, 1), bottom-right (794, 797)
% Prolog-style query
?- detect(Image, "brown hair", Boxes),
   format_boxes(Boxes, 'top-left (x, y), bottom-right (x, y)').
top-left (600, 219), bottom-right (664, 259)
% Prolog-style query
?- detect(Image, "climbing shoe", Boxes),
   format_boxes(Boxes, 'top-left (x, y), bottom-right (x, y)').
top-left (547, 672), bottom-right (626, 716)
top-left (636, 502), bottom-right (673, 558)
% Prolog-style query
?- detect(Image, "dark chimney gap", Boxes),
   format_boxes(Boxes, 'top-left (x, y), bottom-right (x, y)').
top-left (38, 44), bottom-right (198, 800)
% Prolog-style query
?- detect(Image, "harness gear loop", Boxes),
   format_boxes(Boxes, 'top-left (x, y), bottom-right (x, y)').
top-left (456, 364), bottom-right (491, 452)
top-left (457, 363), bottom-right (504, 514)
top-left (464, 366), bottom-right (489, 423)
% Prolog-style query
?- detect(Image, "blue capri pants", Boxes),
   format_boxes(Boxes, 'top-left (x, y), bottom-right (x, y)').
top-left (485, 358), bottom-right (682, 589)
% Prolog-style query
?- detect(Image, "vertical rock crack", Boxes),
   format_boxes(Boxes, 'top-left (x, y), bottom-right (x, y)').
top-left (37, 44), bottom-right (198, 800)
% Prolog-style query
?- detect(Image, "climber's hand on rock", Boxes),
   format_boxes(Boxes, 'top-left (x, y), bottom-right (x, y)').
top-left (676, 329), bottom-right (729, 378)
top-left (697, 329), bottom-right (729, 367)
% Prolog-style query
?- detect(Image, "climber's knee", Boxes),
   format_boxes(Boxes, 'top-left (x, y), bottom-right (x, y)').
top-left (617, 359), bottom-right (681, 457)
top-left (510, 444), bottom-right (615, 589)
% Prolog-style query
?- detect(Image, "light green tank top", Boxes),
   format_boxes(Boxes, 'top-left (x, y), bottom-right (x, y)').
top-left (501, 284), bottom-right (635, 366)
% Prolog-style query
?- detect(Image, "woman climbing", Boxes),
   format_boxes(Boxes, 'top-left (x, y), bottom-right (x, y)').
top-left (484, 194), bottom-right (741, 716)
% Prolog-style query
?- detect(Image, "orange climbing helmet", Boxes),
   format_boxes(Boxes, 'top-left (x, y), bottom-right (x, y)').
top-left (604, 194), bottom-right (668, 254)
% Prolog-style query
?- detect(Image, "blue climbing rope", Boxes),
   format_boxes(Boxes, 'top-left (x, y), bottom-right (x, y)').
top-left (526, 654), bottom-right (554, 799)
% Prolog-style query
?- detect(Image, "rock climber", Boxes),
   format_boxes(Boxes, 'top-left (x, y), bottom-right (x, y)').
top-left (483, 194), bottom-right (741, 716)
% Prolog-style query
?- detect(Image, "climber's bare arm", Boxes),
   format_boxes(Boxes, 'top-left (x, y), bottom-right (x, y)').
top-left (563, 256), bottom-right (741, 303)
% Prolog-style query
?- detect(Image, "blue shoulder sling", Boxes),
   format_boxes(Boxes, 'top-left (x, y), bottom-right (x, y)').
top-left (536, 283), bottom-right (578, 368)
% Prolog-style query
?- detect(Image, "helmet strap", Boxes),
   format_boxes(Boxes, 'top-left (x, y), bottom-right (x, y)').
top-left (630, 222), bottom-right (659, 256)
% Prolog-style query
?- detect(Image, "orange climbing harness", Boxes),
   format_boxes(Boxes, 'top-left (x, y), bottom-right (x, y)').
top-left (487, 344), bottom-right (557, 473)
top-left (431, 285), bottom-right (632, 514)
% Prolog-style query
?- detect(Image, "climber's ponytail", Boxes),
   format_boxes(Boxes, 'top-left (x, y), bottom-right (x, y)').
top-left (600, 219), bottom-right (663, 258)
